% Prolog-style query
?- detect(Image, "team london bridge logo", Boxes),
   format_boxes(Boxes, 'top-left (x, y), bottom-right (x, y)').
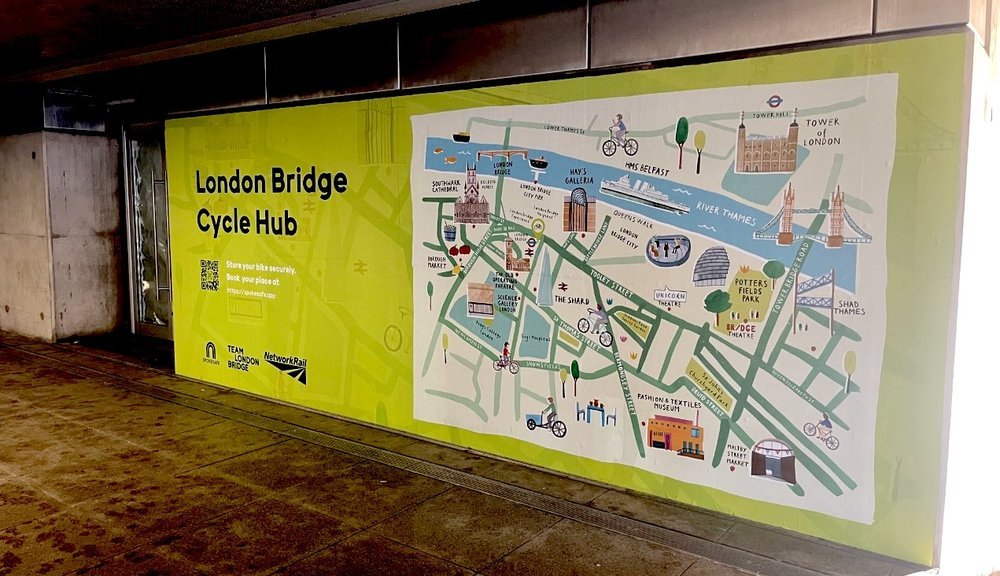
top-left (264, 351), bottom-right (308, 385)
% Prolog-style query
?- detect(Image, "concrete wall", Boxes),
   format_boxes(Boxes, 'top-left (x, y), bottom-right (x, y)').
top-left (45, 132), bottom-right (121, 339)
top-left (0, 131), bottom-right (121, 341)
top-left (0, 132), bottom-right (54, 340)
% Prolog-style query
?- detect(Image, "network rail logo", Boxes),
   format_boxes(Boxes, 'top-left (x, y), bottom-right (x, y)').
top-left (264, 351), bottom-right (308, 385)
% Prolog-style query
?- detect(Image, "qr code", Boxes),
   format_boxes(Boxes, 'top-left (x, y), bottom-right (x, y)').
top-left (200, 259), bottom-right (219, 291)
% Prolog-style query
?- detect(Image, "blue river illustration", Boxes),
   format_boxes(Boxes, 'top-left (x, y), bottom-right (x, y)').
top-left (425, 137), bottom-right (860, 291)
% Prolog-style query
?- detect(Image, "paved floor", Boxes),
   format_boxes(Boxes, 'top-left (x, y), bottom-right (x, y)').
top-left (0, 331), bottom-right (925, 576)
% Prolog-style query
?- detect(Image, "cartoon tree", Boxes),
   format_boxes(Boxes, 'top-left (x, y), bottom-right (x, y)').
top-left (694, 130), bottom-right (706, 174)
top-left (571, 360), bottom-right (580, 397)
top-left (559, 367), bottom-right (568, 398)
top-left (675, 117), bottom-right (690, 170)
top-left (762, 260), bottom-right (786, 289)
top-left (442, 333), bottom-right (449, 364)
top-left (426, 281), bottom-right (434, 310)
top-left (703, 289), bottom-right (732, 327)
top-left (843, 351), bottom-right (857, 393)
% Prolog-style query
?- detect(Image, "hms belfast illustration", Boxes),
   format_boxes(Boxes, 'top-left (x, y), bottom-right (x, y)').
top-left (600, 175), bottom-right (689, 214)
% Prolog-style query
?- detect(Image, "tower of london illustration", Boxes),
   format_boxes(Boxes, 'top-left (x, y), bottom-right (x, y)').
top-left (735, 109), bottom-right (799, 174)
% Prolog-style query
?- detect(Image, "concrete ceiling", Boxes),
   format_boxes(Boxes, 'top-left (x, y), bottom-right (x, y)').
top-left (0, 0), bottom-right (475, 83)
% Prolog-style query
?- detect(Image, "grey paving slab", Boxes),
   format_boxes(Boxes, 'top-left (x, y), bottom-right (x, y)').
top-left (139, 374), bottom-right (226, 400)
top-left (0, 363), bottom-right (92, 389)
top-left (719, 523), bottom-right (897, 576)
top-left (589, 490), bottom-right (735, 541)
top-left (393, 439), bottom-right (500, 476)
top-left (76, 549), bottom-right (207, 576)
top-left (0, 348), bottom-right (44, 374)
top-left (150, 420), bottom-right (288, 468)
top-left (0, 477), bottom-right (63, 532)
top-left (480, 459), bottom-right (607, 504)
top-left (280, 459), bottom-right (451, 527)
top-left (0, 507), bottom-right (129, 576)
top-left (146, 497), bottom-right (357, 575)
top-left (208, 439), bottom-right (363, 491)
top-left (278, 531), bottom-right (474, 576)
top-left (681, 559), bottom-right (758, 575)
top-left (72, 470), bottom-right (264, 549)
top-left (481, 518), bottom-right (698, 576)
top-left (373, 487), bottom-right (561, 571)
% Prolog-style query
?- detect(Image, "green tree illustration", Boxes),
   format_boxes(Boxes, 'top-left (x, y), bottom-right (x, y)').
top-left (571, 360), bottom-right (580, 397)
top-left (703, 289), bottom-right (732, 327)
top-left (426, 281), bottom-right (434, 310)
top-left (442, 333), bottom-right (449, 364)
top-left (843, 351), bottom-right (857, 394)
top-left (560, 367), bottom-right (568, 398)
top-left (675, 117), bottom-right (690, 170)
top-left (762, 260), bottom-right (786, 289)
top-left (694, 130), bottom-right (706, 174)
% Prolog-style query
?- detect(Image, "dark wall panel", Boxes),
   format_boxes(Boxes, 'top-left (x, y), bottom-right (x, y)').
top-left (591, 0), bottom-right (875, 68)
top-left (400, 0), bottom-right (588, 88)
top-left (267, 21), bottom-right (399, 103)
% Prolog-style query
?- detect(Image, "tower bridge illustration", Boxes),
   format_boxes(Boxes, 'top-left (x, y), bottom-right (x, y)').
top-left (753, 183), bottom-right (871, 248)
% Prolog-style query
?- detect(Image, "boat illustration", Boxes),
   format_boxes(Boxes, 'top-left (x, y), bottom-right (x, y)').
top-left (452, 131), bottom-right (471, 143)
top-left (529, 156), bottom-right (548, 169)
top-left (600, 175), bottom-right (689, 214)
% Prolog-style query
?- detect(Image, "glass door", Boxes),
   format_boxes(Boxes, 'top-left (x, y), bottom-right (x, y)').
top-left (124, 124), bottom-right (172, 339)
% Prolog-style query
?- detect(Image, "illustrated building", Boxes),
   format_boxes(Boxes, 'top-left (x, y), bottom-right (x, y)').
top-left (750, 439), bottom-right (797, 484)
top-left (454, 164), bottom-right (490, 224)
top-left (735, 109), bottom-right (799, 174)
top-left (563, 187), bottom-right (596, 232)
top-left (505, 239), bottom-right (531, 272)
top-left (646, 413), bottom-right (705, 460)
top-left (467, 282), bottom-right (495, 318)
top-left (827, 186), bottom-right (845, 247)
top-left (692, 246), bottom-right (731, 287)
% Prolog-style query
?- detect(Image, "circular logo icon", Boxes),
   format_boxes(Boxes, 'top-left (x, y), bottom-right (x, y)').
top-left (530, 218), bottom-right (545, 238)
top-left (766, 95), bottom-right (783, 109)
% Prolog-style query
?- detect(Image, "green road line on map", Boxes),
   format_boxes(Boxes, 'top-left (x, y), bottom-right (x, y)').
top-left (637, 318), bottom-right (661, 372)
top-left (801, 333), bottom-right (844, 391)
top-left (426, 352), bottom-right (487, 422)
top-left (585, 216), bottom-right (612, 262)
top-left (749, 380), bottom-right (854, 487)
top-left (659, 328), bottom-right (684, 382)
top-left (767, 318), bottom-right (795, 366)
top-left (593, 277), bottom-right (645, 458)
top-left (607, 306), bottom-right (648, 347)
top-left (584, 364), bottom-right (620, 379)
top-left (421, 322), bottom-right (444, 378)
top-left (826, 387), bottom-right (856, 411)
top-left (745, 389), bottom-right (854, 494)
top-left (588, 256), bottom-right (648, 266)
top-left (799, 306), bottom-right (862, 341)
top-left (426, 390), bottom-right (489, 422)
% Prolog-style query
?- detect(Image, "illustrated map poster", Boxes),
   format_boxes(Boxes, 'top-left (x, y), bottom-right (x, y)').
top-left (167, 34), bottom-right (967, 562)
top-left (412, 75), bottom-right (898, 522)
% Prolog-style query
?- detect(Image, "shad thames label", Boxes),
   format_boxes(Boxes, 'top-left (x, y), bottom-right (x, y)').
top-left (194, 166), bottom-right (349, 237)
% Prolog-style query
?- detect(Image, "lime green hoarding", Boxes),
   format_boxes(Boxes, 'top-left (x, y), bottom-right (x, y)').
top-left (167, 33), bottom-right (966, 563)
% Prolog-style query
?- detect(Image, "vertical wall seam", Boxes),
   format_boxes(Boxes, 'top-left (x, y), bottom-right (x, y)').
top-left (41, 131), bottom-right (58, 341)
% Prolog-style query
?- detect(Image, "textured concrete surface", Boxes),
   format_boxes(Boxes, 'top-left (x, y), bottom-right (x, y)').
top-left (0, 331), bottom-right (927, 576)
